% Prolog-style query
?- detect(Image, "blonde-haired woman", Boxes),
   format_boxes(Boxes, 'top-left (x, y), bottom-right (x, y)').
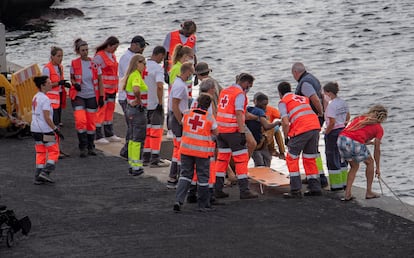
top-left (122, 54), bottom-right (148, 176)
top-left (337, 105), bottom-right (388, 201)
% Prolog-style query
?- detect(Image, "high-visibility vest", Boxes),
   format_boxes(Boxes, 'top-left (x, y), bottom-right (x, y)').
top-left (181, 108), bottom-right (215, 158)
top-left (71, 57), bottom-right (100, 101)
top-left (95, 50), bottom-right (118, 94)
top-left (44, 62), bottom-right (65, 109)
top-left (216, 85), bottom-right (246, 133)
top-left (168, 30), bottom-right (196, 57)
top-left (125, 70), bottom-right (148, 108)
top-left (280, 93), bottom-right (320, 137)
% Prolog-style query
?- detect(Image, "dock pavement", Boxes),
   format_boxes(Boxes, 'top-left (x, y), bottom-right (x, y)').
top-left (0, 105), bottom-right (413, 257)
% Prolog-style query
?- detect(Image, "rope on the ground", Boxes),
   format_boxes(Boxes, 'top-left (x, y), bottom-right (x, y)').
top-left (378, 176), bottom-right (414, 218)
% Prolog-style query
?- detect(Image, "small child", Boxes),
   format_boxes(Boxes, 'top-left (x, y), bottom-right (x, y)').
top-left (337, 104), bottom-right (387, 201)
top-left (174, 93), bottom-right (218, 212)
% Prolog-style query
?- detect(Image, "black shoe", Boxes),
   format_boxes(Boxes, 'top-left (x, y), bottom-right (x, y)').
top-left (330, 187), bottom-right (344, 192)
top-left (88, 148), bottom-right (97, 156)
top-left (214, 190), bottom-right (229, 199)
top-left (283, 190), bottom-right (303, 199)
top-left (198, 207), bottom-right (216, 212)
top-left (186, 195), bottom-right (198, 203)
top-left (320, 175), bottom-right (329, 188)
top-left (80, 149), bottom-right (88, 158)
top-left (304, 190), bottom-right (322, 196)
top-left (130, 168), bottom-right (144, 176)
top-left (173, 202), bottom-right (181, 212)
top-left (38, 171), bottom-right (54, 183)
top-left (33, 177), bottom-right (46, 185)
top-left (240, 190), bottom-right (259, 200)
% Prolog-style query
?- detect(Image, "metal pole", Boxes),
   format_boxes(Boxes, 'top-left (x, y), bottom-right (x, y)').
top-left (0, 23), bottom-right (6, 73)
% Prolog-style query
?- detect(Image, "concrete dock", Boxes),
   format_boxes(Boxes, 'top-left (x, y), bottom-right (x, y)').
top-left (0, 105), bottom-right (413, 257)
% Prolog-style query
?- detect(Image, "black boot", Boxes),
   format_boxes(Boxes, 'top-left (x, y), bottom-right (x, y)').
top-left (238, 178), bottom-right (258, 199)
top-left (87, 134), bottom-right (97, 156)
top-left (34, 168), bottom-right (45, 185)
top-left (214, 176), bottom-right (229, 198)
top-left (186, 184), bottom-right (198, 203)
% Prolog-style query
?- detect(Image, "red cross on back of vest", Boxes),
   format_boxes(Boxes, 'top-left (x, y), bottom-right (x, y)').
top-left (188, 113), bottom-right (205, 131)
top-left (220, 95), bottom-right (229, 109)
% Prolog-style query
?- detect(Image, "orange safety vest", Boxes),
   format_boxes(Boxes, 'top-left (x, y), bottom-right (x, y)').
top-left (280, 93), bottom-right (320, 137)
top-left (71, 57), bottom-right (100, 101)
top-left (44, 62), bottom-right (66, 109)
top-left (95, 50), bottom-right (119, 94)
top-left (181, 108), bottom-right (215, 158)
top-left (216, 85), bottom-right (246, 133)
top-left (168, 30), bottom-right (197, 70)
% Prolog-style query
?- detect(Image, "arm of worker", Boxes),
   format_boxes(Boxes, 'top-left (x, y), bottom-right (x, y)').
top-left (309, 94), bottom-right (324, 117)
top-left (324, 117), bottom-right (336, 135)
top-left (172, 98), bottom-right (183, 125)
top-left (245, 111), bottom-right (258, 121)
top-left (301, 82), bottom-right (323, 116)
top-left (43, 110), bottom-right (56, 131)
top-left (260, 116), bottom-right (281, 131)
top-left (235, 93), bottom-right (246, 133)
top-left (131, 86), bottom-right (141, 106)
top-left (156, 81), bottom-right (164, 105)
top-left (345, 112), bottom-right (351, 126)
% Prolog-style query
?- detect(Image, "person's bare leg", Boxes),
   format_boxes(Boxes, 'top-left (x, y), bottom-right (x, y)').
top-left (246, 132), bottom-right (257, 157)
top-left (344, 160), bottom-right (359, 199)
top-left (364, 156), bottom-right (379, 198)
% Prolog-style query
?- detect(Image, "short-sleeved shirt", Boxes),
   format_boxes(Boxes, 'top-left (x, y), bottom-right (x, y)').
top-left (163, 33), bottom-right (198, 54)
top-left (70, 59), bottom-right (101, 99)
top-left (169, 61), bottom-right (182, 86)
top-left (246, 106), bottom-right (266, 143)
top-left (31, 92), bottom-right (53, 133)
top-left (118, 49), bottom-right (136, 101)
top-left (325, 97), bottom-right (349, 130)
top-left (125, 70), bottom-right (148, 101)
top-left (144, 59), bottom-right (165, 110)
top-left (340, 116), bottom-right (384, 144)
top-left (168, 77), bottom-right (189, 114)
top-left (265, 105), bottom-right (280, 121)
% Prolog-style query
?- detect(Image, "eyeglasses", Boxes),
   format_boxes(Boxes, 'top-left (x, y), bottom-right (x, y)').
top-left (138, 60), bottom-right (146, 65)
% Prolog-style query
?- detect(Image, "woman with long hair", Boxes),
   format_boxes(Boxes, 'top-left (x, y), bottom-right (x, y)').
top-left (70, 38), bottom-right (104, 157)
top-left (337, 104), bottom-right (388, 201)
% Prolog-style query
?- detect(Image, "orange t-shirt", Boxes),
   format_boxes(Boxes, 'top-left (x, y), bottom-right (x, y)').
top-left (265, 105), bottom-right (280, 121)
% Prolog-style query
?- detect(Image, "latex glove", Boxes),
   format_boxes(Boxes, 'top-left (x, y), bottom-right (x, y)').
top-left (54, 128), bottom-right (64, 140)
top-left (74, 83), bottom-right (82, 91)
top-left (98, 96), bottom-right (105, 108)
top-left (240, 132), bottom-right (246, 146)
top-left (284, 137), bottom-right (289, 146)
top-left (59, 80), bottom-right (71, 88)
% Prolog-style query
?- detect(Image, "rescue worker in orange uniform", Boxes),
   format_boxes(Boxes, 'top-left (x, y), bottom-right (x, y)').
top-left (277, 82), bottom-right (322, 198)
top-left (174, 93), bottom-right (218, 212)
top-left (93, 36), bottom-right (120, 144)
top-left (142, 46), bottom-right (170, 167)
top-left (42, 46), bottom-right (69, 127)
top-left (70, 38), bottom-right (105, 157)
top-left (163, 20), bottom-right (197, 77)
top-left (31, 76), bottom-right (64, 185)
top-left (215, 73), bottom-right (259, 200)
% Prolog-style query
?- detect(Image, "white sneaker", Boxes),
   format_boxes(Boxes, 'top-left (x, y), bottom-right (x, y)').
top-left (107, 135), bottom-right (122, 142)
top-left (95, 138), bottom-right (110, 144)
top-left (166, 130), bottom-right (173, 139)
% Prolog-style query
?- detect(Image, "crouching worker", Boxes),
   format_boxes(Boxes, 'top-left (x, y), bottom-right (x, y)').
top-left (174, 93), bottom-right (218, 212)
top-left (31, 76), bottom-right (64, 184)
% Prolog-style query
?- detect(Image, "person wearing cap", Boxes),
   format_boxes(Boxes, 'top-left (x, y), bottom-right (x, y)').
top-left (246, 92), bottom-right (281, 167)
top-left (194, 62), bottom-right (222, 109)
top-left (163, 20), bottom-right (197, 75)
top-left (118, 35), bottom-right (149, 158)
top-left (142, 46), bottom-right (170, 167)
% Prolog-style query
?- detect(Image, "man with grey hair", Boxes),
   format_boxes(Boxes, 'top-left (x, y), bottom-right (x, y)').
top-left (291, 62), bottom-right (327, 188)
top-left (195, 62), bottom-right (222, 108)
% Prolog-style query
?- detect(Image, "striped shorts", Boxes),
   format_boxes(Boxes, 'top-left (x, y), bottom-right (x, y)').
top-left (337, 135), bottom-right (370, 163)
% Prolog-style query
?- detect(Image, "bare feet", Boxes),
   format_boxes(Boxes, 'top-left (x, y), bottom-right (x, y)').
top-left (365, 192), bottom-right (381, 199)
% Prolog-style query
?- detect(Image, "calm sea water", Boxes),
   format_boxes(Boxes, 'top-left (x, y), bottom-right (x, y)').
top-left (5, 0), bottom-right (414, 204)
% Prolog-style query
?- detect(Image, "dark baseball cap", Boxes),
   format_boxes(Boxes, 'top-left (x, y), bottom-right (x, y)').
top-left (131, 35), bottom-right (149, 47)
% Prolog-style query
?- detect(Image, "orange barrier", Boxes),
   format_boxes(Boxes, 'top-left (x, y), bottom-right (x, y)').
top-left (11, 64), bottom-right (41, 124)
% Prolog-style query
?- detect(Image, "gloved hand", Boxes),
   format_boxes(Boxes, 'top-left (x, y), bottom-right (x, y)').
top-left (240, 132), bottom-right (246, 146)
top-left (54, 128), bottom-right (64, 140)
top-left (59, 80), bottom-right (71, 88)
top-left (74, 83), bottom-right (82, 91)
top-left (164, 71), bottom-right (170, 84)
top-left (156, 104), bottom-right (163, 112)
top-left (284, 137), bottom-right (289, 146)
top-left (98, 96), bottom-right (105, 108)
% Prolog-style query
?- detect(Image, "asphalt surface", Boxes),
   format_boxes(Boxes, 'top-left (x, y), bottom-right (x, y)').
top-left (0, 107), bottom-right (413, 257)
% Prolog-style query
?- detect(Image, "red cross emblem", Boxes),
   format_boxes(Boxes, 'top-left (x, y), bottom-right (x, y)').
top-left (32, 98), bottom-right (37, 110)
top-left (220, 95), bottom-right (229, 109)
top-left (142, 68), bottom-right (148, 79)
top-left (188, 114), bottom-right (204, 131)
top-left (292, 95), bottom-right (307, 104)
